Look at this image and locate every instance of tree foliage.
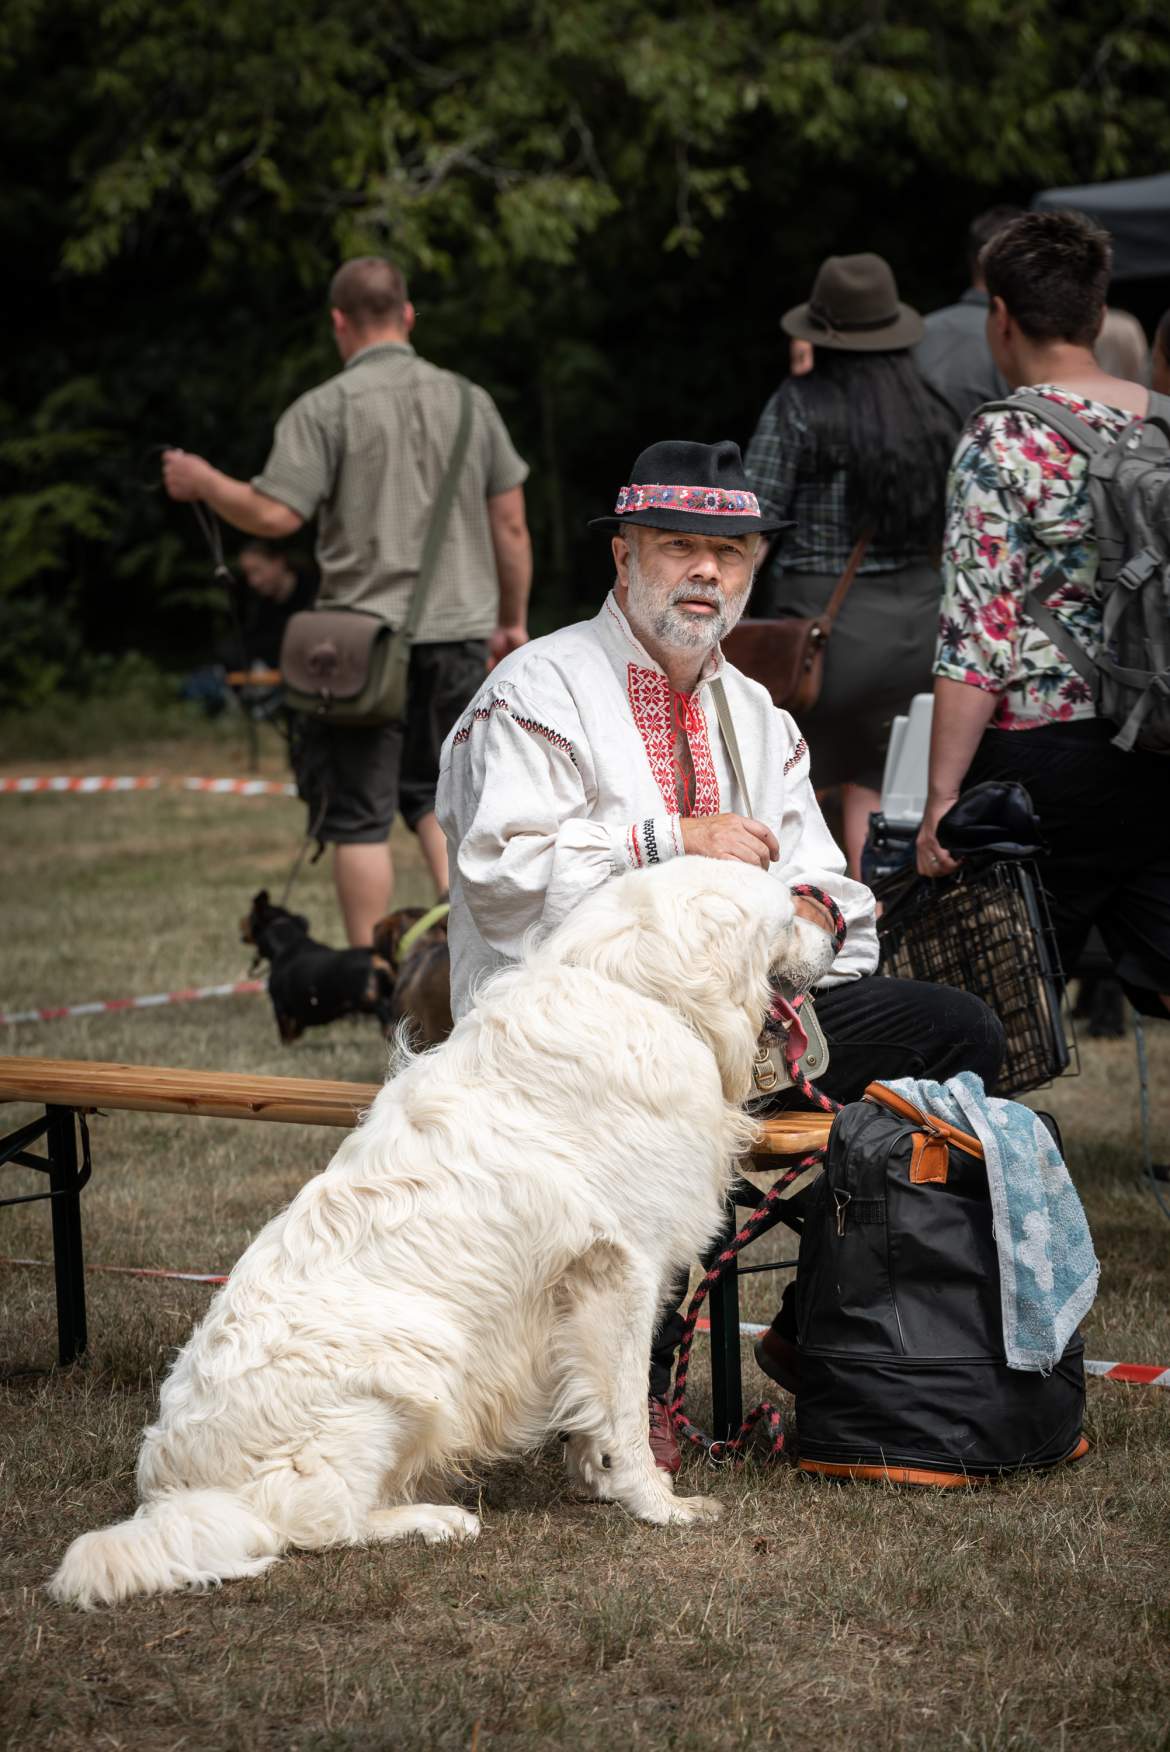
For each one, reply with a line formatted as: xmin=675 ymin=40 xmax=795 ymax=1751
xmin=3 ymin=0 xmax=1168 ymax=704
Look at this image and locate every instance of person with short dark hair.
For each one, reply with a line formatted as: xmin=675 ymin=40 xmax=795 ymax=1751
xmin=162 ymin=256 xmax=533 ymax=946
xmin=914 ymin=205 xmax=1024 ymax=423
xmin=917 ymin=209 xmax=1170 ymax=1022
xmin=745 ymin=253 xmax=960 ymax=874
xmin=237 ymin=540 xmax=315 ymax=667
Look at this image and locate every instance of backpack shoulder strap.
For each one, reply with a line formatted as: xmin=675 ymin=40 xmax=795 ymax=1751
xmin=1023 ymin=571 xmax=1099 ymax=687
xmin=977 ymin=390 xmax=1111 ymax=458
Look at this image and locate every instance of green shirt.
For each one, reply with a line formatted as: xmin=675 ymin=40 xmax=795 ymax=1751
xmin=252 ymin=343 xmax=528 ymax=642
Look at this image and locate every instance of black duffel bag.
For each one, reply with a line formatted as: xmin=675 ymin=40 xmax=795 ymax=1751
xmin=795 ymin=1084 xmax=1088 ymax=1487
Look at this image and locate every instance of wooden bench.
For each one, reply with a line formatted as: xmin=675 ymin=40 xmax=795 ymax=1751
xmin=0 ymin=1055 xmax=831 ymax=1433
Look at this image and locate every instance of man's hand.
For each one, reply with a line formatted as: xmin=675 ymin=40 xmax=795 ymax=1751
xmin=487 ymin=624 xmax=529 ymax=672
xmin=162 ymin=449 xmax=214 ymax=503
xmin=681 ymin=813 xmax=779 ymax=869
xmin=916 ymin=793 xmax=962 ymax=879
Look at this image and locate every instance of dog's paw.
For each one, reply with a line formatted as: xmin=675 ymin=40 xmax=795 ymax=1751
xmin=661 ymin=1493 xmax=723 ymax=1527
xmin=562 ymin=1434 xmax=614 ymax=1500
xmin=417 ymin=1505 xmax=481 ymax=1544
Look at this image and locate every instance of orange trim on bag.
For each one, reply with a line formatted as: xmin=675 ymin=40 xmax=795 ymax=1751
xmin=799 ymin=1459 xmax=991 ymax=1487
xmin=800 ymin=1438 xmax=1089 ymax=1488
xmin=864 ymin=1083 xmax=985 ymax=1181
xmin=908 ymin=1132 xmax=951 ymax=1185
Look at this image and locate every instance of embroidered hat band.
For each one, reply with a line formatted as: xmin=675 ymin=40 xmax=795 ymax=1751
xmin=588 ymin=438 xmax=791 ymax=534
xmin=614 ymin=483 xmax=762 ymax=518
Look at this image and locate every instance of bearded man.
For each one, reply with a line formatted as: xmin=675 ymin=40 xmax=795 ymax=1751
xmin=438 ymin=439 xmax=1003 ymax=1473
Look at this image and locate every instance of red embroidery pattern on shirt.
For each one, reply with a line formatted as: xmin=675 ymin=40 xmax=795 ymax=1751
xmin=453 ymin=698 xmax=578 ymax=767
xmin=783 ymin=737 xmax=807 ymax=775
xmin=625 ymin=664 xmax=719 ymax=818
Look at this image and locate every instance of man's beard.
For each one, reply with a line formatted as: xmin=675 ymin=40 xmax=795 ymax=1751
xmin=625 ymin=545 xmax=750 ymax=653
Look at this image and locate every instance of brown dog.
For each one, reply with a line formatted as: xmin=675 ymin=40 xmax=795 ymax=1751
xmin=371 ymin=904 xmax=453 ymax=1048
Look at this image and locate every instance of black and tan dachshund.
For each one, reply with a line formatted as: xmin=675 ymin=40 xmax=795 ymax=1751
xmin=372 ymin=904 xmax=453 ymax=1048
xmin=242 ymin=890 xmax=396 ymax=1045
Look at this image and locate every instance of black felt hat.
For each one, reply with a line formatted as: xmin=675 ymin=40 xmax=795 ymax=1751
xmin=589 ymin=438 xmax=790 ymax=535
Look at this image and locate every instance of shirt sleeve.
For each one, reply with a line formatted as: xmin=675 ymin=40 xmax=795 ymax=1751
xmin=934 ymin=410 xmax=1040 ymax=694
xmin=441 ymin=687 xmax=680 ymax=963
xmin=477 ymin=389 xmax=530 ymax=498
xmin=251 ymin=391 xmax=340 ymax=521
xmin=744 ymin=384 xmax=803 ymax=529
xmin=773 ymin=721 xmax=879 ymax=986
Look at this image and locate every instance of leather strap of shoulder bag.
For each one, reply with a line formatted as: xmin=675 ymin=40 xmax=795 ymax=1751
xmin=709 ymin=674 xmax=754 ymax=816
xmin=404 ymin=374 xmax=474 ymax=640
xmin=820 ymin=530 xmax=871 ymax=635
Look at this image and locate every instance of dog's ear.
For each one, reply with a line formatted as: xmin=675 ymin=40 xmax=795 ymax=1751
xmin=539 ymin=863 xmax=790 ymax=1104
xmin=372 ymin=908 xmax=422 ymax=970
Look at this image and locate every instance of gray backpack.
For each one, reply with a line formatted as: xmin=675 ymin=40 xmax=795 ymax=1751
xmin=980 ymin=389 xmax=1170 ymax=753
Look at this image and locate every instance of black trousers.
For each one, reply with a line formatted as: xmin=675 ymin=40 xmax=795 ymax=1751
xmin=967 ymin=720 xmax=1170 ymax=1018
xmin=647 ymin=974 xmax=1006 ymax=1398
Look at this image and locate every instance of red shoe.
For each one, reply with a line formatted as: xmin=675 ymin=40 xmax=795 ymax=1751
xmin=648 ymin=1393 xmax=681 ymax=1475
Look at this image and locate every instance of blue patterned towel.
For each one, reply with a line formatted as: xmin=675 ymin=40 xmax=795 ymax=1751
xmin=880 ymin=1072 xmax=1099 ymax=1373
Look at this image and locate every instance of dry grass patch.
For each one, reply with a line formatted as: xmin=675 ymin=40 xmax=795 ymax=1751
xmin=2 ymin=727 xmax=1169 ymax=1750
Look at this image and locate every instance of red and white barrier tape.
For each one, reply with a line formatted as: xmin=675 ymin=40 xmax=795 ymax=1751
xmin=0 ymin=978 xmax=265 ymax=1028
xmin=180 ymin=777 xmax=297 ymax=797
xmin=693 ymin=1320 xmax=1170 ymax=1387
xmin=0 ymin=776 xmax=161 ymax=794
xmin=0 ymin=774 xmax=296 ymax=798
xmin=2 ymin=1258 xmax=229 ymax=1285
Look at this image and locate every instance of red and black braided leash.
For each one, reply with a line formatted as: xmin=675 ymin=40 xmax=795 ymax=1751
xmin=668 ymin=884 xmax=847 ymax=1467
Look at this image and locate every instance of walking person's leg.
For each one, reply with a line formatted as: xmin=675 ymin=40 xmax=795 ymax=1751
xmin=291 ymin=718 xmax=404 ymax=946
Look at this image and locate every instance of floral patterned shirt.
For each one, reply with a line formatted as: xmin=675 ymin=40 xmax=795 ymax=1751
xmin=934 ymin=385 xmax=1134 ymax=729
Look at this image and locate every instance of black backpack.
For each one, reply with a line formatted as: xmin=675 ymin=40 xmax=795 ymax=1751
xmin=980 ymin=389 xmax=1170 ymax=754
xmin=795 ymin=1085 xmax=1088 ymax=1486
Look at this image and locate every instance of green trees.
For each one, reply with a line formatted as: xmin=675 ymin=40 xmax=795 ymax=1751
xmin=3 ymin=0 xmax=1168 ymax=703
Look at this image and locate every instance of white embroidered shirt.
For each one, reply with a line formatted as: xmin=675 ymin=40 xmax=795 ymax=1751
xmin=437 ymin=592 xmax=878 ymax=1017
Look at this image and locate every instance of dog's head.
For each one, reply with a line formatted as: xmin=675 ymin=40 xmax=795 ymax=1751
xmin=536 ymin=860 xmax=839 ymax=1103
xmin=241 ymin=889 xmax=311 ymax=956
xmin=372 ymin=905 xmax=449 ymax=974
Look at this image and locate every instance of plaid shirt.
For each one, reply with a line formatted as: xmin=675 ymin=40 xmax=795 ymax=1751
xmin=745 ymin=380 xmax=929 ymax=576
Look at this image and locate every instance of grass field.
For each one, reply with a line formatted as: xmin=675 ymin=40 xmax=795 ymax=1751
xmin=2 ymin=718 xmax=1169 ymax=1751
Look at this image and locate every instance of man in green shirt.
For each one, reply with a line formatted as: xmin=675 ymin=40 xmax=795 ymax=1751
xmin=164 ymin=257 xmax=532 ymax=945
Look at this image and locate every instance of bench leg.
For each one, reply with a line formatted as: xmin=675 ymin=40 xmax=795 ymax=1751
xmin=705 ymin=1198 xmax=742 ymax=1442
xmin=46 ymin=1107 xmax=87 ymax=1365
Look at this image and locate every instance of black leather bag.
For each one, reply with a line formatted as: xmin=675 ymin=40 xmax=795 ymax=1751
xmin=795 ymin=1085 xmax=1087 ymax=1485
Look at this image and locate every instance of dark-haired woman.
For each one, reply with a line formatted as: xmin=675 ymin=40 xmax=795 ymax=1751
xmin=745 ymin=253 xmax=959 ymax=874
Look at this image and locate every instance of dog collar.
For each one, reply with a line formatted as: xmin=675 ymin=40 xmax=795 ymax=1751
xmin=396 ymin=902 xmax=450 ymax=960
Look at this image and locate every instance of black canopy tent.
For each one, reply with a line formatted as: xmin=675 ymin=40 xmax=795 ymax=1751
xmin=1032 ymin=173 xmax=1170 ymax=280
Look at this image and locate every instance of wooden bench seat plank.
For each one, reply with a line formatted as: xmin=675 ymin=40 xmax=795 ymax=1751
xmin=753 ymin=1112 xmax=833 ymax=1156
xmin=0 ymin=1058 xmax=833 ymax=1150
xmin=0 ymin=1057 xmax=380 ymax=1129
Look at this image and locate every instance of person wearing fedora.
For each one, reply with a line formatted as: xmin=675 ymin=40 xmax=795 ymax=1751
xmin=437 ymin=437 xmax=1003 ymax=1475
xmin=744 ymin=252 xmax=959 ymax=876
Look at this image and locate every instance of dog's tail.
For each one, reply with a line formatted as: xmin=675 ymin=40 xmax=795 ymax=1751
xmin=48 ymin=1489 xmax=284 ymax=1609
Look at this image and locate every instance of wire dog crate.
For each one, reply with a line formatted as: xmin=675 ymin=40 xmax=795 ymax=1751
xmin=876 ymin=860 xmax=1074 ymax=1097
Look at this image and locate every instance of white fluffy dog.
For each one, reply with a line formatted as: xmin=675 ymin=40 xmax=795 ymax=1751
xmin=50 ymin=858 xmax=836 ymax=1608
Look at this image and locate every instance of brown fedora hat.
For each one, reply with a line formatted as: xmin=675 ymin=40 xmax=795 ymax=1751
xmin=782 ymin=252 xmax=924 ymax=351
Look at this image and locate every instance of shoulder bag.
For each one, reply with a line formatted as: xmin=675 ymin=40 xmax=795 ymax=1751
xmin=280 ymin=376 xmax=474 ymax=727
xmin=720 ymin=532 xmax=870 ymax=715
